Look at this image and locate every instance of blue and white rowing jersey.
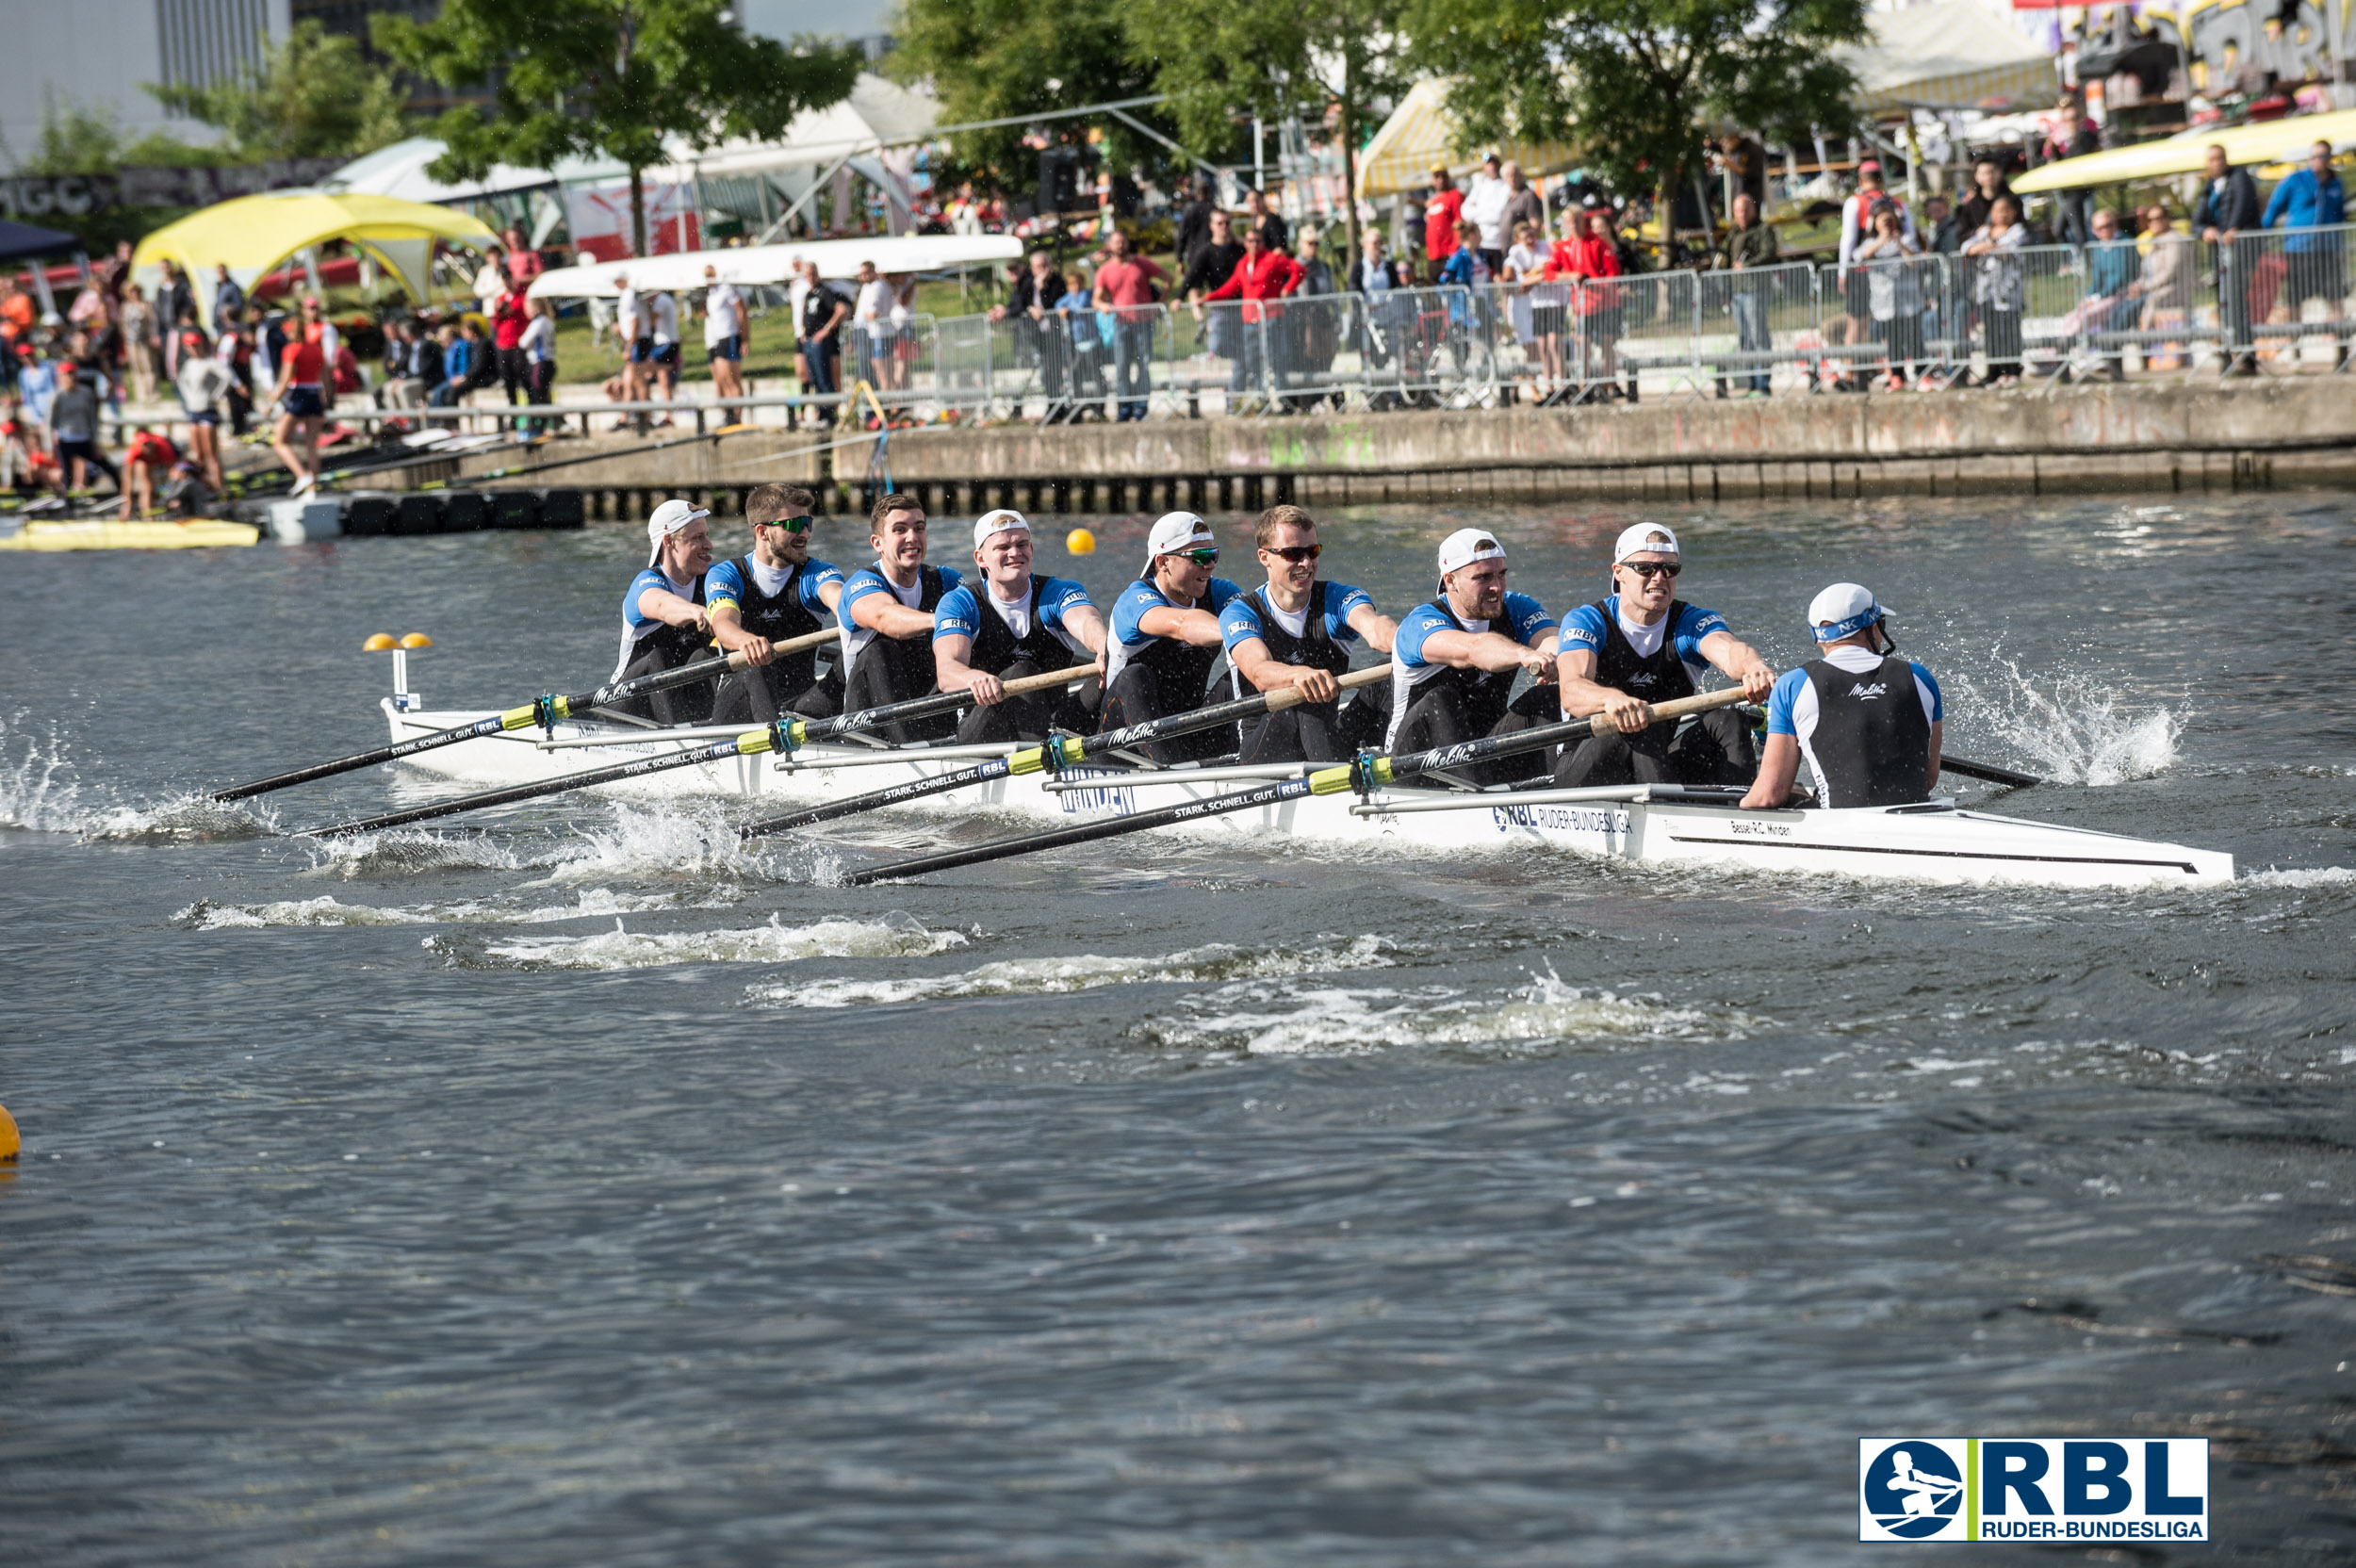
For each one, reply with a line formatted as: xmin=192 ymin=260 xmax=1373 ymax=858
xmin=1387 ymin=591 xmax=1558 ymax=743
xmin=933 ymin=576 xmax=1094 ymax=653
xmin=1104 ymin=575 xmax=1244 ymax=688
xmin=704 ymin=554 xmax=844 ymax=616
xmin=1557 ymin=595 xmax=1728 ymax=686
xmin=836 ymin=561 xmax=963 ymax=664
xmin=614 ymin=565 xmax=703 ymax=679
xmin=1218 ymin=580 xmax=1375 ymax=653
xmin=1766 ymin=643 xmax=1941 ymax=792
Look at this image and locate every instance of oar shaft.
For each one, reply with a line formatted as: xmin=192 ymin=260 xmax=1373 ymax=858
xmin=211 ymin=713 xmax=507 ymax=800
xmin=305 ymin=733 xmax=747 ymax=838
xmin=1937 ymin=754 xmax=2041 ymax=789
xmin=794 ymin=662 xmax=1097 ymax=743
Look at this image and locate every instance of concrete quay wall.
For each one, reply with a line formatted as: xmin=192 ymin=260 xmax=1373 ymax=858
xmin=450 ymin=377 xmax=2356 ymax=515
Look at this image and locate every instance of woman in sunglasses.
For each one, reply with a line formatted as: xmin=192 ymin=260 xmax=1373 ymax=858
xmin=706 ymin=482 xmax=849 ymax=724
xmin=1097 ymin=512 xmax=1248 ymax=764
xmin=1553 ymin=522 xmax=1775 ymax=789
xmin=1220 ymin=504 xmax=1398 ymax=763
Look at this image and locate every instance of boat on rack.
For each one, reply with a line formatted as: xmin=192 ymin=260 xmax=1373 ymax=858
xmin=372 ymin=697 xmax=2236 ymax=889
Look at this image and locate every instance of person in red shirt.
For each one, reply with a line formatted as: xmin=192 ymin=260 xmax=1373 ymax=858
xmin=269 ymin=298 xmax=332 ymax=494
xmin=1201 ymin=225 xmax=1305 ymax=405
xmin=1546 ymin=207 xmax=1626 ymax=395
xmin=1089 ymin=228 xmax=1170 ymax=421
xmin=492 ymin=286 xmax=531 ymax=407
xmin=118 ymin=426 xmax=184 ymax=519
xmin=1424 ymin=167 xmax=1464 ymax=281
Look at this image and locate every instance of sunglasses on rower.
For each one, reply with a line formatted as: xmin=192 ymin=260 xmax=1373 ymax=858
xmin=1262 ymin=543 xmax=1321 ymax=563
xmin=756 ymin=514 xmax=814 ymax=534
xmin=1168 ymin=547 xmax=1219 ymax=565
xmin=1622 ymin=560 xmax=1681 ymax=580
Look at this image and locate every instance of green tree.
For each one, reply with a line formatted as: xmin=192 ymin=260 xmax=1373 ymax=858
xmin=148 ymin=19 xmax=410 ymax=161
xmin=378 ymin=0 xmax=861 ymax=257
xmin=1406 ymin=0 xmax=1869 ymax=249
xmin=1127 ymin=0 xmax=1413 ymax=267
xmin=889 ymin=0 xmax=1169 ymax=197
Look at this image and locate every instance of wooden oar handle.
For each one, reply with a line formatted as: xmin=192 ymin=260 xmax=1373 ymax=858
xmin=720 ymin=626 xmax=837 ymax=671
xmin=1588 ymin=685 xmax=1751 ymax=734
xmin=1261 ymin=663 xmax=1391 ymax=714
xmin=996 ymin=662 xmax=1104 ymax=698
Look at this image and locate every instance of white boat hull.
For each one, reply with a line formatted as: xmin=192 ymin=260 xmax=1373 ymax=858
xmin=377 ymin=700 xmax=2236 ymax=889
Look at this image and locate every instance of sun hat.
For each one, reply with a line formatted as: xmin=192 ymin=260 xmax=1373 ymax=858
xmin=1612 ymin=522 xmax=1680 ymax=563
xmin=973 ymin=508 xmax=1031 ymax=551
xmin=1144 ymin=511 xmax=1217 ymax=568
xmin=1436 ymin=527 xmax=1507 ymax=587
xmin=1808 ymin=582 xmax=1892 ymax=644
xmin=645 ymin=498 xmax=710 ymax=566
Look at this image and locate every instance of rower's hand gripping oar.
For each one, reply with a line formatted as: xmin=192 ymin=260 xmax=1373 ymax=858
xmin=844 ymin=688 xmax=1750 ymax=886
xmin=740 ymin=665 xmax=1394 ymax=838
xmin=210 ymin=630 xmax=835 ymax=801
xmin=301 ymin=663 xmax=1100 ymax=838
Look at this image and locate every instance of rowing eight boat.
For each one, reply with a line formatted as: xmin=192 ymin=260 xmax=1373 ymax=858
xmin=367 ymin=698 xmax=2234 ymax=888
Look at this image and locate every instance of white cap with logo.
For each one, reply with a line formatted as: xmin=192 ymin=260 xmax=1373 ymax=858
xmin=1612 ymin=522 xmax=1680 ymax=563
xmin=1435 ymin=526 xmax=1507 ymax=585
xmin=646 ymin=498 xmax=710 ymax=566
xmin=1144 ymin=511 xmax=1217 ymax=567
xmin=1807 ymin=581 xmax=1892 ymax=644
xmin=973 ymin=508 xmax=1031 ymax=551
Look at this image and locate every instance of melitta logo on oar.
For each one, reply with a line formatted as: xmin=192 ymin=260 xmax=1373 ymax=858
xmin=1857 ymin=1438 xmax=2208 ymax=1543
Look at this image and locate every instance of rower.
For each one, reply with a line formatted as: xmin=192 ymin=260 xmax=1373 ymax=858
xmin=932 ymin=508 xmax=1106 ymax=743
xmin=836 ymin=491 xmax=963 ymax=743
xmin=705 ymin=483 xmax=846 ymax=724
xmin=1741 ymin=583 xmax=1942 ymax=810
xmin=1386 ymin=528 xmax=1561 ymax=784
xmin=1219 ymin=503 xmax=1398 ymax=762
xmin=613 ymin=498 xmax=717 ymax=725
xmin=1098 ymin=512 xmax=1247 ymax=764
xmin=1554 ymin=523 xmax=1775 ymax=788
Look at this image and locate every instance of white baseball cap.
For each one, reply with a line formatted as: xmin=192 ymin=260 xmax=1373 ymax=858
xmin=1144 ymin=511 xmax=1217 ymax=567
xmin=1612 ymin=522 xmax=1680 ymax=563
xmin=1436 ymin=527 xmax=1507 ymax=580
xmin=973 ymin=508 xmax=1031 ymax=551
xmin=1808 ymin=582 xmax=1893 ymax=644
xmin=646 ymin=498 xmax=710 ymax=565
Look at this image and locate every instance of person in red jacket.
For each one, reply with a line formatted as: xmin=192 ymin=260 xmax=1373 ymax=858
xmin=1424 ymin=167 xmax=1464 ymax=281
xmin=492 ymin=286 xmax=531 ymax=407
xmin=1201 ymin=224 xmax=1305 ymax=406
xmin=1546 ymin=207 xmax=1626 ymax=396
xmin=269 ymin=304 xmax=331 ymax=494
xmin=118 ymin=427 xmax=186 ymax=519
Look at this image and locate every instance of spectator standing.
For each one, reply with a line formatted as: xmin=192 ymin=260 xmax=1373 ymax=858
xmin=1174 ymin=178 xmax=1219 ymax=273
xmin=500 ymin=227 xmax=545 ymax=286
xmin=1200 ymin=222 xmax=1303 ymax=405
xmin=1464 ymin=153 xmax=1512 ymax=273
xmin=1289 ymin=230 xmax=1340 ymax=410
xmin=1718 ymin=191 xmax=1780 ymax=395
xmin=702 ymin=264 xmax=747 ymax=424
xmin=1501 ymin=163 xmax=1546 ymax=251
xmin=1242 ymin=188 xmax=1290 ymax=254
xmin=472 ymin=245 xmax=510 ymax=312
xmin=1717 ymin=132 xmax=1768 ymax=208
xmin=647 ymin=289 xmax=681 ymax=416
xmin=2263 ymin=139 xmax=2346 ymax=364
xmin=2194 ymin=144 xmax=2263 ymax=375
xmin=2043 ymin=97 xmax=2102 ymax=244
xmin=212 ymin=264 xmax=245 ymax=330
xmin=216 ymin=321 xmax=255 ymax=435
xmin=1424 ymin=168 xmax=1465 ymax=281
xmin=268 ymin=310 xmax=331 ymax=493
xmin=1091 ymin=228 xmax=1170 ymax=422
xmin=493 ymin=284 xmax=532 ymax=409
xmin=48 ymin=363 xmax=118 ymax=494
xmin=1352 ymin=229 xmax=1410 ymax=400
xmin=1837 ymin=161 xmax=1914 ymax=386
xmin=1056 ymin=270 xmax=1105 ymax=409
xmin=119 ymin=283 xmax=156 ymax=404
xmin=174 ymin=332 xmax=230 ymax=491
xmin=1504 ymin=220 xmax=1560 ymax=397
xmin=519 ymin=297 xmax=558 ymax=430
xmin=2132 ymin=205 xmax=2194 ymax=370
xmin=1852 ymin=203 xmax=1923 ymax=389
xmin=1956 ymin=158 xmax=2014 ymax=241
xmin=1964 ymin=194 xmax=2031 ymax=384
xmin=797 ymin=257 xmax=850 ymax=426
xmin=1183 ymin=211 xmax=1247 ymax=387
xmin=1548 ymin=207 xmax=1624 ymax=394
xmin=851 ymin=258 xmax=895 ymax=394
xmin=2084 ymin=206 xmax=2141 ymax=381
xmin=154 ymin=263 xmax=193 ymax=377
xmin=995 ymin=251 xmax=1070 ymax=419
xmin=1922 ymin=194 xmax=1965 ymax=254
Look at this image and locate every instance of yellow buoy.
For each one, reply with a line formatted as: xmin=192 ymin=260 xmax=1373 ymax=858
xmin=0 ymin=1102 xmax=18 ymax=1162
xmin=1066 ymin=528 xmax=1096 ymax=556
xmin=363 ymin=633 xmax=397 ymax=652
xmin=400 ymin=632 xmax=434 ymax=649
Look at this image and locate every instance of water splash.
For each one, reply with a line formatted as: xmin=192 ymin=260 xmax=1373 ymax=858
xmin=0 ymin=713 xmax=273 ymax=841
xmin=175 ymin=885 xmax=728 ymax=930
xmin=746 ymin=935 xmax=1398 ymax=1010
xmin=454 ymin=909 xmax=969 ymax=971
xmin=1956 ymin=660 xmax=2180 ymax=786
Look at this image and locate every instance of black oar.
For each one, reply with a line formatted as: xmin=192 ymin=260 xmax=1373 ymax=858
xmin=844 ymin=689 xmax=1750 ymax=886
xmin=211 ymin=629 xmax=835 ymax=801
xmin=740 ymin=666 xmax=1393 ymax=838
xmin=1938 ymin=755 xmax=2041 ymax=790
xmin=303 ymin=663 xmax=1100 ymax=838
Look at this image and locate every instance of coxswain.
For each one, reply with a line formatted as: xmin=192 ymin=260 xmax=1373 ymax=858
xmin=1219 ymin=504 xmax=1397 ymax=762
xmin=613 ymin=498 xmax=718 ymax=725
xmin=1553 ymin=523 xmax=1775 ymax=787
xmin=1741 ymin=584 xmax=1942 ymax=810
xmin=1098 ymin=512 xmax=1246 ymax=764
xmin=933 ymin=508 xmax=1106 ymax=743
xmin=704 ymin=482 xmax=847 ymax=725
xmin=1386 ymin=528 xmax=1560 ymax=784
xmin=836 ymin=492 xmax=963 ymax=743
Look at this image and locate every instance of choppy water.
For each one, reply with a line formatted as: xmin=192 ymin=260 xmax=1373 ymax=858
xmin=3 ymin=495 xmax=2352 ymax=1565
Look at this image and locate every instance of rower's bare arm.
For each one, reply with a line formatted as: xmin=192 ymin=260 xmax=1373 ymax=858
xmin=637 ymin=584 xmax=711 ymax=633
xmin=1928 ymin=719 xmax=1942 ymax=791
xmin=816 ymin=580 xmax=844 ymax=612
xmin=1557 ymin=645 xmax=1650 ymax=730
xmin=1742 ymin=733 xmax=1801 ymax=809
xmin=1698 ymin=628 xmax=1775 ymax=698
xmin=933 ymin=633 xmax=1004 ymax=706
xmin=1061 ymin=603 xmax=1109 ymax=660
xmin=1421 ymin=628 xmax=1552 ymax=678
xmin=851 ymin=593 xmax=937 ymax=640
xmin=1347 ymin=603 xmax=1399 ymax=654
xmin=1230 ymin=636 xmax=1336 ymax=702
xmin=1136 ymin=605 xmax=1225 ymax=646
xmin=707 ymin=603 xmax=774 ymax=665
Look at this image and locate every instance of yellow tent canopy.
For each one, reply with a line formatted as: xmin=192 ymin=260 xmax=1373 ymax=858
xmin=133 ymin=191 xmax=499 ymax=325
xmin=2014 ymin=107 xmax=2356 ymax=192
xmin=1355 ymin=79 xmax=1581 ymax=200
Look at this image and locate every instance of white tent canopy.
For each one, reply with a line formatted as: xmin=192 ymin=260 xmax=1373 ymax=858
xmin=321 ymin=138 xmax=570 ymax=204
xmin=1841 ymin=0 xmax=2060 ymax=116
xmin=528 ymin=234 xmax=1022 ymax=299
xmin=669 ymin=75 xmax=940 ymax=181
